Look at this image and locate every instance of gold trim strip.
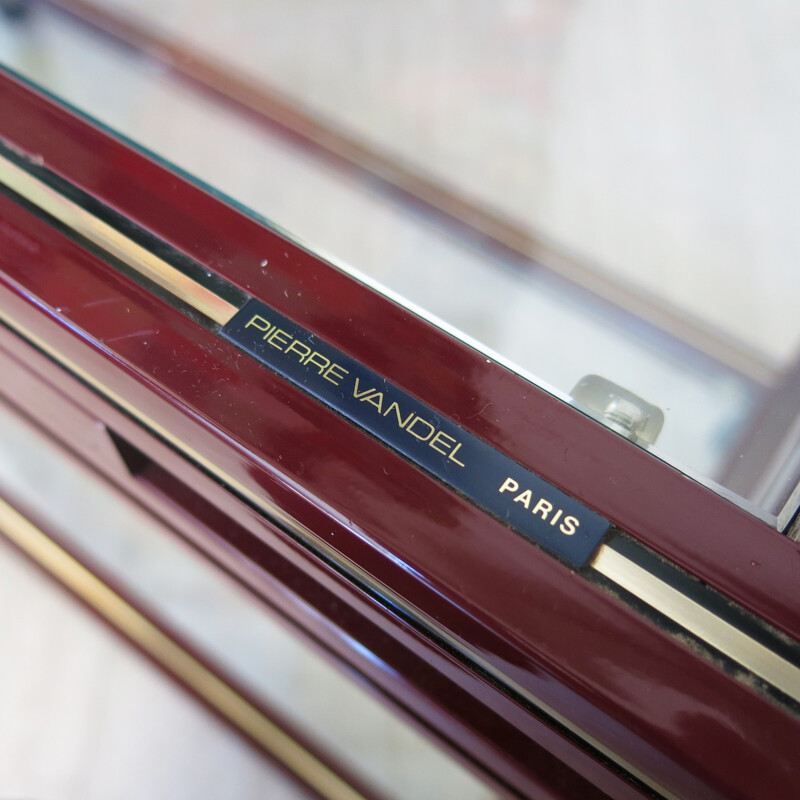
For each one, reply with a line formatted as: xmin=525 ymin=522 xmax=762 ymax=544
xmin=0 ymin=152 xmax=238 ymax=325
xmin=0 ymin=308 xmax=676 ymax=800
xmin=592 ymin=546 xmax=800 ymax=701
xmin=0 ymin=495 xmax=367 ymax=800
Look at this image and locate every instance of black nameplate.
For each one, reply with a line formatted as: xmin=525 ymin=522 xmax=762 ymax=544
xmin=222 ymin=299 xmax=610 ymax=567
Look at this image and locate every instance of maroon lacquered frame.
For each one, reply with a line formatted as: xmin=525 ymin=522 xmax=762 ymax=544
xmin=1 ymin=68 xmax=799 ymax=799
xmin=0 ymin=322 xmax=596 ymax=800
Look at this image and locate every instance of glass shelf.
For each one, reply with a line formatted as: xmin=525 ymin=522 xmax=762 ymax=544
xmin=1 ymin=0 xmax=798 ymax=528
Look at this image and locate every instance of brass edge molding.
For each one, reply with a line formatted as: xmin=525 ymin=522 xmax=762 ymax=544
xmin=0 ymin=495 xmax=366 ymax=800
xmin=0 ymin=152 xmax=238 ymax=325
xmin=0 ymin=308 xmax=675 ymax=800
xmin=592 ymin=546 xmax=800 ymax=702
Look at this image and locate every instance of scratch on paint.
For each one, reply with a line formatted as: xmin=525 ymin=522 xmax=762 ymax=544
xmin=103 ymin=329 xmax=159 ymax=345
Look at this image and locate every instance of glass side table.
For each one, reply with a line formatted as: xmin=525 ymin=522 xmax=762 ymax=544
xmin=0 ymin=4 xmax=798 ymax=799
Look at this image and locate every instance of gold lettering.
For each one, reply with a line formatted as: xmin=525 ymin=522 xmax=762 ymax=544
xmin=560 ymin=516 xmax=579 ymax=536
xmin=304 ymin=351 xmax=331 ymax=374
xmin=448 ymin=441 xmax=466 ymax=467
xmin=322 ymin=362 xmax=349 ymax=386
xmin=532 ymin=499 xmax=553 ymax=520
xmin=364 ymin=391 xmax=384 ymax=412
xmin=513 ymin=489 xmax=532 ymax=509
xmin=352 ymin=377 xmax=374 ymax=399
xmin=267 ymin=328 xmax=292 ymax=350
xmin=285 ymin=339 xmax=312 ymax=362
xmin=245 ymin=314 xmax=273 ymax=338
xmin=498 ymin=477 xmax=519 ymax=494
xmin=406 ymin=416 xmax=435 ymax=442
xmin=384 ymin=401 xmax=414 ymax=429
xmin=429 ymin=430 xmax=456 ymax=456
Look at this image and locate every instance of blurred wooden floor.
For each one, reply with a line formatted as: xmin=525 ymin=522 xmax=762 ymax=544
xmin=0 ymin=540 xmax=311 ymax=800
